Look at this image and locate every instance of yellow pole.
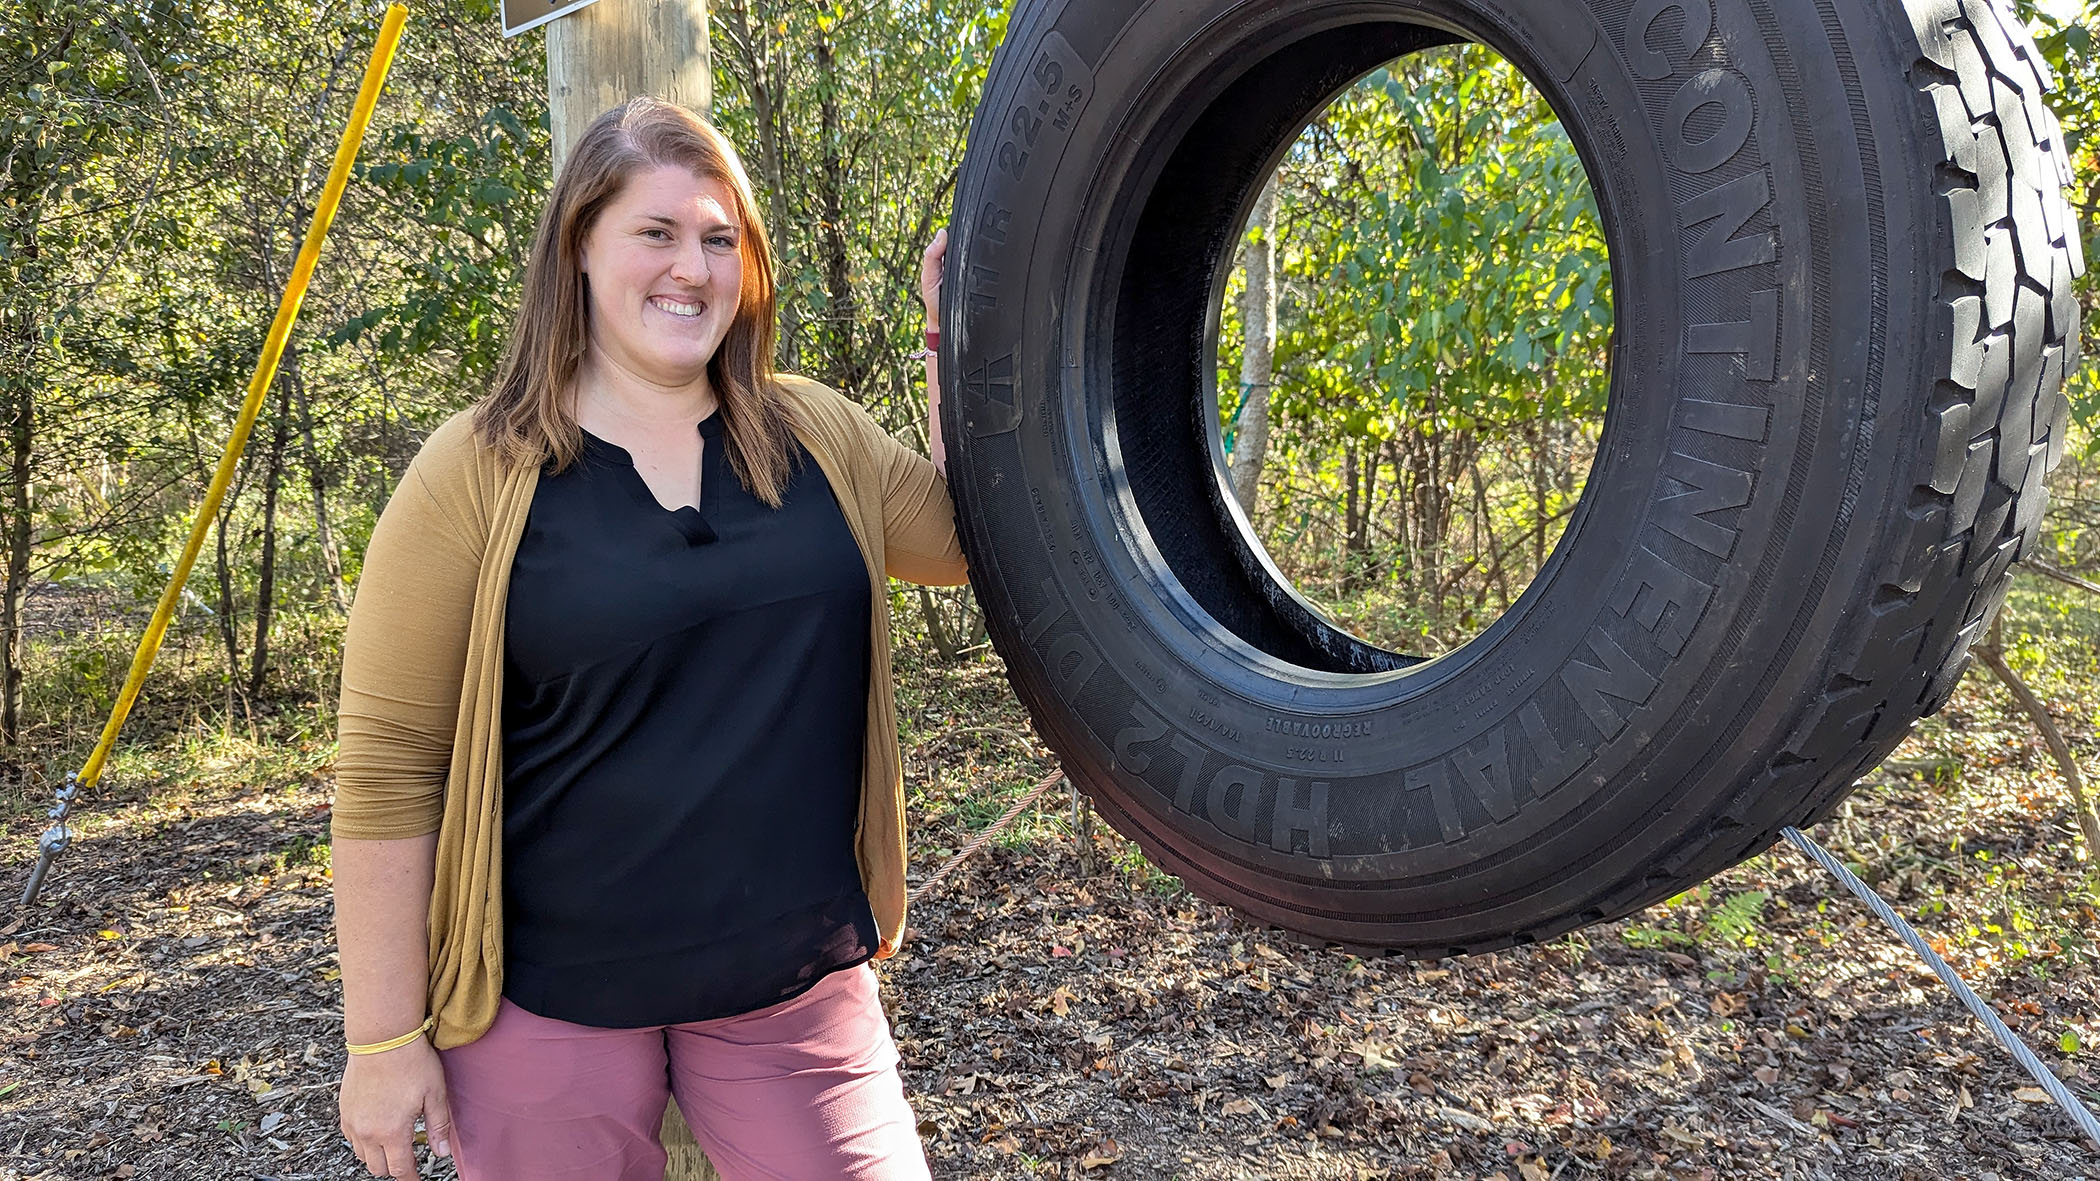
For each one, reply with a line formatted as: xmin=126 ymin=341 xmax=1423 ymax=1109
xmin=21 ymin=5 xmax=410 ymax=906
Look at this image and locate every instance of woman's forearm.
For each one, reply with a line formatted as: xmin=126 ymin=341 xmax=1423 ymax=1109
xmin=333 ymin=834 xmax=439 ymax=1044
xmin=919 ymin=228 xmax=949 ymax=479
xmin=924 ymin=350 xmax=946 ymax=478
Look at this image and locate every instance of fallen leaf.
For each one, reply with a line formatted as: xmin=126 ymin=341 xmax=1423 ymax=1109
xmin=22 ymin=943 xmax=59 ymax=954
xmin=1077 ymin=1137 xmax=1122 ymax=1169
xmin=258 ymin=1112 xmax=287 ymax=1135
xmin=1050 ymin=945 xmax=1073 ymax=958
xmin=2013 ymin=1087 xmax=2051 ymax=1103
xmin=1220 ymin=1097 xmax=1257 ymax=1117
xmin=1439 ymin=1105 xmax=1494 ymax=1133
xmin=1753 ymin=1066 xmax=1781 ymax=1085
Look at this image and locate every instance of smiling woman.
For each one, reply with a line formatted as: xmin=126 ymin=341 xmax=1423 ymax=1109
xmin=327 ymin=97 xmax=962 ymax=1181
xmin=472 ymin=103 xmax=801 ymax=510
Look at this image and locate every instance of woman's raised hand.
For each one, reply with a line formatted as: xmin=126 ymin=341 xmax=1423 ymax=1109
xmin=919 ymin=227 xmax=947 ymax=320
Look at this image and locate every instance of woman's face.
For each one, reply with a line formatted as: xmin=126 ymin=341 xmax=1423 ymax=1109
xmin=578 ymin=165 xmax=745 ymax=390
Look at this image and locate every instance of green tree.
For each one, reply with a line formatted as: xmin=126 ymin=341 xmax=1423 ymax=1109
xmin=1220 ymin=45 xmax=1612 ymax=648
xmin=1 ymin=0 xmax=203 ymax=740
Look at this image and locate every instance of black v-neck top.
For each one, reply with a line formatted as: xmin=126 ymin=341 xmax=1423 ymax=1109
xmin=498 ymin=411 xmax=876 ymax=1028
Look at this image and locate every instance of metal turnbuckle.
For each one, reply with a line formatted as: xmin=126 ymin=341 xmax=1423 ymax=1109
xmin=19 ymin=773 xmax=82 ymax=907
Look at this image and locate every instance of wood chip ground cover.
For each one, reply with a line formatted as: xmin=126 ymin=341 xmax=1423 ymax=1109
xmin=1 ymin=645 xmax=2095 ymax=1179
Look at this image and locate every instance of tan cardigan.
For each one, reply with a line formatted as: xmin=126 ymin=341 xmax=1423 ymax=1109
xmin=331 ymin=376 xmax=966 ymax=1049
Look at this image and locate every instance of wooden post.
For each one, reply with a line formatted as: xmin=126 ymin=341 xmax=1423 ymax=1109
xmin=546 ymin=12 xmax=718 ymax=1178
xmin=546 ymin=0 xmax=712 ymax=169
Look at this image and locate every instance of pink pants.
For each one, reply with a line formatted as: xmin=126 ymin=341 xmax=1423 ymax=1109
xmin=438 ymin=964 xmax=930 ymax=1180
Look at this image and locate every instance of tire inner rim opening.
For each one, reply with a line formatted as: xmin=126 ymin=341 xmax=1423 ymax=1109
xmin=1103 ymin=16 xmax=1619 ymax=681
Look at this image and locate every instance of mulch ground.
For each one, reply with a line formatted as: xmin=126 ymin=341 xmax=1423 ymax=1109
xmin=1 ymin=649 xmax=2095 ymax=1180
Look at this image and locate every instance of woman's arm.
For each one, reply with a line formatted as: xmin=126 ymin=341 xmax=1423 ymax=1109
xmin=335 ymin=834 xmax=451 ymax=1178
xmin=920 ymin=228 xmax=948 ymax=478
xmin=331 ymin=428 xmax=486 ymax=1177
xmin=858 ymin=227 xmax=967 ymax=587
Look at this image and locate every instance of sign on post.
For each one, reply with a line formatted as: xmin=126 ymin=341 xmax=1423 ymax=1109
xmin=502 ymin=0 xmax=604 ymax=37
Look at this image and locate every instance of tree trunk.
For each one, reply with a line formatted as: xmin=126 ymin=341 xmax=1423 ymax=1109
xmin=202 ymin=408 xmax=253 ymax=715
xmin=213 ymin=499 xmax=243 ymax=703
xmin=917 ymin=585 xmax=961 ymax=662
xmin=716 ymin=0 xmax=798 ymax=371
xmin=1 ymin=312 xmax=33 ymax=746
xmin=713 ymin=1 xmax=789 ymax=236
xmin=246 ymin=380 xmax=293 ymax=701
xmin=1529 ymin=414 xmax=1549 ymax=572
xmin=1979 ymin=618 xmax=2100 ymax=858
xmin=287 ymin=353 xmax=347 ymax=613
xmin=1230 ymin=179 xmax=1279 ymax=512
xmin=813 ymin=32 xmax=862 ymax=394
xmin=1342 ymin=441 xmax=1362 ymax=594
xmin=545 ymin=0 xmax=712 ymax=168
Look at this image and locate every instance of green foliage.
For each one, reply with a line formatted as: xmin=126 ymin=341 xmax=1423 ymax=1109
xmin=332 ymin=105 xmax=549 ymax=379
xmin=1220 ymin=44 xmax=1612 ymax=651
xmin=1702 ymin=890 xmax=1772 ymax=949
xmin=1106 ymin=838 xmax=1185 ymax=897
xmin=712 ymin=0 xmax=1010 ymax=410
xmin=2010 ymin=0 xmax=2100 ymax=452
xmin=1622 ymin=883 xmax=1775 ymax=952
xmin=1273 ymin=51 xmax=1611 ymax=428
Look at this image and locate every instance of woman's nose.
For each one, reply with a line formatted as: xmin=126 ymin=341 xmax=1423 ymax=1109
xmin=669 ymin=241 xmax=712 ymax=286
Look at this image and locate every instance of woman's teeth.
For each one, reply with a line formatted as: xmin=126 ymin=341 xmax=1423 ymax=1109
xmin=655 ymin=298 xmax=703 ymax=317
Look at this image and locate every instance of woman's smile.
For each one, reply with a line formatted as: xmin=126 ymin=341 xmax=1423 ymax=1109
xmin=651 ymin=295 xmax=706 ymax=318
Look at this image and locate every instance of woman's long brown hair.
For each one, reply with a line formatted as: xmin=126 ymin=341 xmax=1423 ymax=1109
xmin=475 ymin=97 xmax=798 ymax=505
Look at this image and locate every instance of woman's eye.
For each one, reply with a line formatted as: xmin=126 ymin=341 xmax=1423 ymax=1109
xmin=643 ymin=228 xmax=672 ymax=241
xmin=708 ymin=235 xmax=736 ymax=249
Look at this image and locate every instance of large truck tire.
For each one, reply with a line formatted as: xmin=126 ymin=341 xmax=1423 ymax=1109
xmin=940 ymin=0 xmax=2080 ymax=953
